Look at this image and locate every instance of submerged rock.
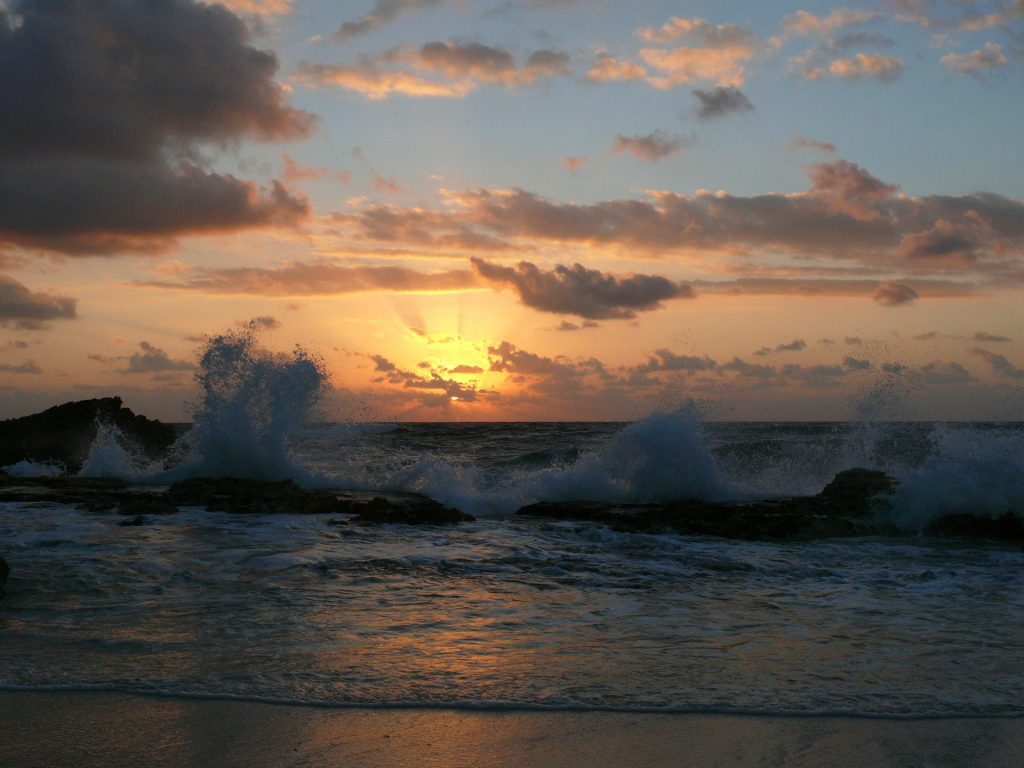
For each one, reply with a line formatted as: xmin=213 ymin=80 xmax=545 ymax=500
xmin=347 ymin=495 xmax=474 ymax=526
xmin=0 ymin=397 xmax=177 ymax=474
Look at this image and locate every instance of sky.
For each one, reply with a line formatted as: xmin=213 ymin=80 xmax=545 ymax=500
xmin=1 ymin=0 xmax=1023 ymax=421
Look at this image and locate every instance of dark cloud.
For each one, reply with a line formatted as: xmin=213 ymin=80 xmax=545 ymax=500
xmin=471 ymin=257 xmax=693 ymax=319
xmin=369 ymin=352 xmax=482 ymax=407
xmin=0 ymin=274 xmax=77 ymax=329
xmin=693 ymin=87 xmax=754 ymax=119
xmin=612 ymin=132 xmax=687 ymax=161
xmin=124 ymin=341 xmax=192 ymax=374
xmin=874 ymin=282 xmax=919 ymax=306
xmin=0 ymin=0 xmax=312 ymax=255
xmin=143 ymin=262 xmax=478 ymax=295
xmin=913 ymin=361 xmax=973 ymax=385
xmin=637 ymin=349 xmax=716 ymax=373
xmin=334 ymin=0 xmax=444 ymax=43
xmin=971 ymin=347 xmax=1024 ymax=379
xmin=0 ymin=360 xmax=42 ymax=375
xmin=898 ymin=219 xmax=980 ymax=269
xmin=242 ymin=316 xmax=281 ymax=331
xmin=844 ymin=356 xmax=872 ymax=370
xmin=973 ymin=331 xmax=1012 ymax=342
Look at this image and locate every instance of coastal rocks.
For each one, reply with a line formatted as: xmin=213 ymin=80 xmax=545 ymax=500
xmin=0 ymin=397 xmax=177 ymax=474
xmin=517 ymin=468 xmax=902 ymax=541
xmin=168 ymin=477 xmax=474 ymax=524
xmin=0 ymin=554 xmax=9 ymax=598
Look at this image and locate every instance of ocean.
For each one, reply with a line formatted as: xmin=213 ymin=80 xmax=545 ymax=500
xmin=1 ymin=334 xmax=1022 ymax=719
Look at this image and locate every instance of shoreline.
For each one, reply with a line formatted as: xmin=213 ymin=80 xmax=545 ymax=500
xmin=2 ymin=691 xmax=1022 ymax=768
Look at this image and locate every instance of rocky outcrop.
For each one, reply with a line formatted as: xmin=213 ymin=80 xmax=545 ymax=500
xmin=0 ymin=554 xmax=9 ymax=598
xmin=516 ymin=468 xmax=1024 ymax=542
xmin=0 ymin=397 xmax=178 ymax=474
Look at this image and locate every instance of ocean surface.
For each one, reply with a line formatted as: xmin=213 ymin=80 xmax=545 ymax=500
xmin=2 ymin=417 xmax=1024 ymax=718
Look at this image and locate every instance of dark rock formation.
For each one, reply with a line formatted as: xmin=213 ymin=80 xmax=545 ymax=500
xmin=169 ymin=477 xmax=473 ymax=524
xmin=0 ymin=397 xmax=177 ymax=474
xmin=518 ymin=468 xmax=903 ymax=541
xmin=926 ymin=511 xmax=1024 ymax=541
xmin=0 ymin=554 xmax=9 ymax=598
xmin=347 ymin=495 xmax=474 ymax=526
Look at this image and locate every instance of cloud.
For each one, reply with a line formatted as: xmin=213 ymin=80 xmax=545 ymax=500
xmin=143 ymin=261 xmax=479 ymax=295
xmin=973 ymin=331 xmax=1012 ymax=342
xmin=242 ymin=316 xmax=281 ymax=331
xmin=874 ymin=282 xmax=920 ymax=306
xmin=897 ymin=219 xmax=980 ymax=268
xmin=282 ymin=155 xmax=350 ymax=185
xmin=941 ymin=42 xmax=1009 ymax=75
xmin=803 ymin=53 xmax=905 ymax=82
xmin=217 ymin=0 xmax=296 ymax=16
xmin=913 ymin=361 xmax=974 ymax=385
xmin=781 ymin=9 xmax=881 ymax=36
xmin=611 ymin=132 xmax=687 ymax=161
xmin=562 ymin=156 xmax=589 ymax=174
xmin=844 ymin=356 xmax=872 ymax=370
xmin=972 ymin=347 xmax=1024 ymax=379
xmin=637 ymin=17 xmax=755 ymax=47
xmin=298 ymin=42 xmax=569 ymax=98
xmin=0 ymin=360 xmax=42 ymax=375
xmin=124 ymin=342 xmax=192 ymax=374
xmin=636 ymin=349 xmax=716 ymax=373
xmin=471 ymin=257 xmax=693 ymax=319
xmin=0 ymin=274 xmax=77 ymax=329
xmin=791 ymin=136 xmax=838 ymax=154
xmin=341 ymin=160 xmax=1024 ymax=285
xmin=585 ymin=53 xmax=648 ymax=83
xmin=693 ymin=87 xmax=754 ymax=118
xmin=369 ymin=351 xmax=483 ymax=407
xmin=0 ymin=0 xmax=312 ymax=255
xmin=334 ymin=0 xmax=445 ymax=43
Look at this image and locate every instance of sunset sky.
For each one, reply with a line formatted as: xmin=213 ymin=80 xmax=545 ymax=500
xmin=1 ymin=0 xmax=1023 ymax=421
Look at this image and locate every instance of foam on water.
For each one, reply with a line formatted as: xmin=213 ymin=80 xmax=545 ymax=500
xmin=1 ymin=460 xmax=63 ymax=478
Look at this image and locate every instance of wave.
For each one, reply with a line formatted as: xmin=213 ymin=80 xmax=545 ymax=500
xmin=1 ymin=683 xmax=1019 ymax=719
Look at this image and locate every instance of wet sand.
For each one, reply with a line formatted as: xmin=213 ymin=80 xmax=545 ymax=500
xmin=1 ymin=691 xmax=1021 ymax=768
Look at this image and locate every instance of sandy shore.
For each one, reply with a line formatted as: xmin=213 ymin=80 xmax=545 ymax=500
xmin=2 ymin=691 xmax=1021 ymax=768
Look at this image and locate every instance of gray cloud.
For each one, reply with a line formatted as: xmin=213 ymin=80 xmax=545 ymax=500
xmin=942 ymin=42 xmax=1009 ymax=75
xmin=974 ymin=331 xmax=1012 ymax=342
xmin=334 ymin=0 xmax=445 ymax=43
xmin=972 ymin=347 xmax=1024 ymax=379
xmin=124 ymin=341 xmax=192 ymax=374
xmin=874 ymin=282 xmax=919 ymax=306
xmin=612 ymin=131 xmax=687 ymax=161
xmin=844 ymin=356 xmax=872 ymax=370
xmin=693 ymin=87 xmax=754 ymax=118
xmin=471 ymin=257 xmax=694 ymax=319
xmin=0 ymin=0 xmax=312 ymax=255
xmin=0 ymin=360 xmax=42 ymax=375
xmin=0 ymin=274 xmax=77 ymax=329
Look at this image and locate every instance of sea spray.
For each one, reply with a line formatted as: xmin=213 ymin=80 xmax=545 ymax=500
xmin=531 ymin=406 xmax=726 ymax=503
xmin=886 ymin=425 xmax=1024 ymax=529
xmin=159 ymin=329 xmax=329 ymax=482
xmin=78 ymin=422 xmax=152 ymax=479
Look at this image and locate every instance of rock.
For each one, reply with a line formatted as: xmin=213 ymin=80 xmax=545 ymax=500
xmin=169 ymin=477 xmax=352 ymax=515
xmin=0 ymin=555 xmax=8 ymax=598
xmin=0 ymin=397 xmax=178 ymax=474
xmin=927 ymin=512 xmax=1024 ymax=543
xmin=517 ymin=468 xmax=898 ymax=541
xmin=348 ymin=495 xmax=474 ymax=526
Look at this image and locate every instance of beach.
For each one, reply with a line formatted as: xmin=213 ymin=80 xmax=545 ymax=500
xmin=1 ymin=691 xmax=1021 ymax=768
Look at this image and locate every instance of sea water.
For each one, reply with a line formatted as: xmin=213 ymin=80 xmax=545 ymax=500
xmin=1 ymin=332 xmax=1022 ymax=717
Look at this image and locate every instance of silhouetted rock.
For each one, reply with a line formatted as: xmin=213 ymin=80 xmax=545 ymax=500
xmin=927 ymin=512 xmax=1024 ymax=543
xmin=0 ymin=397 xmax=177 ymax=474
xmin=348 ymin=495 xmax=474 ymax=526
xmin=168 ymin=477 xmax=473 ymax=524
xmin=517 ymin=468 xmax=900 ymax=541
xmin=0 ymin=554 xmax=9 ymax=598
